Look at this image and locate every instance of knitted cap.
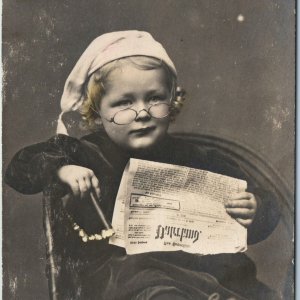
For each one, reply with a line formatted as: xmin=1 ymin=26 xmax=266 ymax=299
xmin=57 ymin=30 xmax=176 ymax=134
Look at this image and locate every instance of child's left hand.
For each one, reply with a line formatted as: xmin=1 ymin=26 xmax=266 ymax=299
xmin=225 ymin=192 xmax=257 ymax=228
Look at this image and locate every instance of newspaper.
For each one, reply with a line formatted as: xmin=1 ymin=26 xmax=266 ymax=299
xmin=109 ymin=158 xmax=248 ymax=255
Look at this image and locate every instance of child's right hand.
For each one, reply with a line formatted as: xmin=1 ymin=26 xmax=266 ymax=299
xmin=57 ymin=165 xmax=101 ymax=200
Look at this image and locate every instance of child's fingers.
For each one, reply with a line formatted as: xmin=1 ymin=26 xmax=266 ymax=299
xmin=226 ymin=193 xmax=257 ymax=227
xmin=77 ymin=178 xmax=89 ymax=199
xmin=57 ymin=165 xmax=101 ymax=200
xmin=84 ymin=177 xmax=92 ymax=191
xmin=236 ymin=218 xmax=253 ymax=228
xmin=69 ymin=180 xmax=80 ymax=198
xmin=226 ymin=207 xmax=255 ymax=218
xmin=91 ymin=176 xmax=101 ymax=199
xmin=225 ymin=199 xmax=255 ymax=209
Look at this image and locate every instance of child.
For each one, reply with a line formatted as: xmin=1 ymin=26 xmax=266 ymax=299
xmin=5 ymin=31 xmax=280 ymax=299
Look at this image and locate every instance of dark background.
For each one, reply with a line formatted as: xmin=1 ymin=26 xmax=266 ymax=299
xmin=3 ymin=0 xmax=295 ymax=299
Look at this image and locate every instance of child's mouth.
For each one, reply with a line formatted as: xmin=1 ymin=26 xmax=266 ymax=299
xmin=130 ymin=126 xmax=156 ymax=136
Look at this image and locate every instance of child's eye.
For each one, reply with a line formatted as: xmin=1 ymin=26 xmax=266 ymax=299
xmin=113 ymin=99 xmax=133 ymax=108
xmin=148 ymin=96 xmax=166 ymax=104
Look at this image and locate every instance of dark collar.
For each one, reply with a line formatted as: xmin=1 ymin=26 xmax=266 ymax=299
xmin=80 ymin=130 xmax=178 ymax=172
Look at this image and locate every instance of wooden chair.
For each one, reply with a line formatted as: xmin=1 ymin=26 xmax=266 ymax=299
xmin=42 ymin=133 xmax=294 ymax=299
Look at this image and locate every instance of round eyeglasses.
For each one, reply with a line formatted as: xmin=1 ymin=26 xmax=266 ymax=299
xmin=106 ymin=103 xmax=171 ymax=125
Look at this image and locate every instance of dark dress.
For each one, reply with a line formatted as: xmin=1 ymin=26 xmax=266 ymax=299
xmin=5 ymin=130 xmax=280 ymax=300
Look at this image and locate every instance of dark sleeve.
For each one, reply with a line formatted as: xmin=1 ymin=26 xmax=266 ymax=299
xmin=5 ymin=133 xmax=115 ymax=234
xmin=190 ymin=146 xmax=280 ymax=245
xmin=4 ymin=134 xmax=83 ymax=195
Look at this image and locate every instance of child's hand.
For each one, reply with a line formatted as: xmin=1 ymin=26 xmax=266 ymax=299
xmin=224 ymin=192 xmax=257 ymax=228
xmin=58 ymin=165 xmax=101 ymax=200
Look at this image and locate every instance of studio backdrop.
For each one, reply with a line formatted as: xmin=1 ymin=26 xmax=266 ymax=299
xmin=3 ymin=1 xmax=294 ymax=299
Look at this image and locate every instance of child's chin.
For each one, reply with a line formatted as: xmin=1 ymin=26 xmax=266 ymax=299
xmin=127 ymin=137 xmax=160 ymax=152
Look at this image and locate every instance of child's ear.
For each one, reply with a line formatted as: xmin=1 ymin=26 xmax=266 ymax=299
xmin=176 ymin=86 xmax=186 ymax=102
xmin=170 ymin=86 xmax=186 ymax=121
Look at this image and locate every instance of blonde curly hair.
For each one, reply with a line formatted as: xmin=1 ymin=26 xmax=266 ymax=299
xmin=80 ymin=56 xmax=185 ymax=130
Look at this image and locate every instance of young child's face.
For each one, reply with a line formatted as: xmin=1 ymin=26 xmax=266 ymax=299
xmin=98 ymin=63 xmax=172 ymax=152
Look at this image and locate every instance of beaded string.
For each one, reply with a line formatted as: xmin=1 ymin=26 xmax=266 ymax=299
xmin=66 ymin=192 xmax=115 ymax=243
xmin=66 ymin=213 xmax=114 ymax=243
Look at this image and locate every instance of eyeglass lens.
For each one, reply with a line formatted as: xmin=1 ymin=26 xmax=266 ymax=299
xmin=113 ymin=103 xmax=170 ymax=125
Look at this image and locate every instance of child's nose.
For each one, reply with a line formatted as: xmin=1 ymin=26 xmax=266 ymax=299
xmin=135 ymin=109 xmax=151 ymax=121
xmin=135 ymin=100 xmax=148 ymax=112
xmin=135 ymin=101 xmax=151 ymax=121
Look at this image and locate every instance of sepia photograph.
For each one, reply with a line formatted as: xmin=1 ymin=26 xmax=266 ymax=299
xmin=3 ymin=1 xmax=295 ymax=299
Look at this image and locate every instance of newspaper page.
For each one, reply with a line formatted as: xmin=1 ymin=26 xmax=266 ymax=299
xmin=110 ymin=159 xmax=247 ymax=255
